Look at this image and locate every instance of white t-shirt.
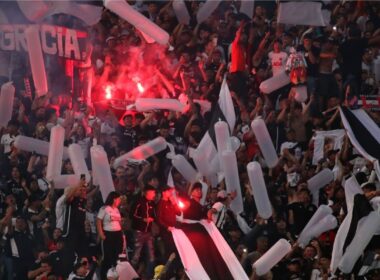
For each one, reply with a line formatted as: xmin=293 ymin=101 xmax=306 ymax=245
xmin=268 ymin=51 xmax=288 ymax=76
xmin=1 ymin=134 xmax=15 ymax=154
xmin=97 ymin=206 xmax=122 ymax=232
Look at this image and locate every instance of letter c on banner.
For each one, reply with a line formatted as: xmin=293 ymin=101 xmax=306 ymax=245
xmin=41 ymin=25 xmax=57 ymax=55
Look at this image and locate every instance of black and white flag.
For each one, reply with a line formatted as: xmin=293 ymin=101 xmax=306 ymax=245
xmin=339 ymin=107 xmax=380 ymax=179
xmin=192 ymin=77 xmax=236 ymax=174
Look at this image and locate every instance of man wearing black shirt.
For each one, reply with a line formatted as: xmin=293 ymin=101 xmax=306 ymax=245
xmin=130 ymin=186 xmax=156 ymax=274
xmin=62 ymin=178 xmax=88 ymax=257
xmin=7 ymin=167 xmax=27 ymax=210
xmin=297 ymin=34 xmax=320 ymax=95
xmin=182 ymin=183 xmax=206 ymax=220
xmin=339 ymin=26 xmax=368 ymax=87
xmin=288 ymin=189 xmax=317 ymax=236
xmin=157 ymin=186 xmax=181 ymax=259
xmin=121 ymin=114 xmax=137 ymax=152
xmin=4 ymin=216 xmax=35 ymax=280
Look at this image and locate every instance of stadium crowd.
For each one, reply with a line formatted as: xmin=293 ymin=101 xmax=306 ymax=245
xmin=1 ymin=0 xmax=380 ymax=279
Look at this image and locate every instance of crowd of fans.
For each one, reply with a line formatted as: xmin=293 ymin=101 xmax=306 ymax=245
xmin=1 ymin=0 xmax=380 ymax=279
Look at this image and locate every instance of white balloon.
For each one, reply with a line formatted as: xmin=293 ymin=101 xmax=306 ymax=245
xmin=13 ymin=136 xmax=69 ymax=159
xmin=135 ymin=98 xmax=185 ymax=112
xmin=251 ymin=118 xmax=279 ymax=168
xmin=46 ymin=125 xmax=65 ymax=180
xmin=307 ymin=168 xmax=334 ymax=194
xmin=298 ymin=205 xmax=332 ymax=247
xmin=247 ymin=162 xmax=272 ymax=219
xmin=222 ymin=150 xmax=243 ymax=214
xmin=197 ymin=0 xmax=221 ymax=23
xmin=305 ymin=215 xmax=337 ymax=244
xmin=68 ymin=144 xmax=90 ymax=182
xmin=0 ymin=82 xmax=15 ymax=128
xmin=91 ymin=145 xmax=115 ymax=202
xmin=191 ymin=149 xmax=211 ymax=177
xmin=259 ymin=71 xmax=290 ymax=94
xmin=25 ymin=25 xmax=48 ymax=97
xmin=172 ymin=0 xmax=190 ymax=25
xmin=215 ymin=120 xmax=230 ymax=167
xmin=104 ymin=0 xmax=169 ymax=45
xmin=113 ymin=137 xmax=167 ymax=168
xmin=253 ymin=239 xmax=291 ymax=276
xmin=172 ymin=154 xmax=198 ymax=183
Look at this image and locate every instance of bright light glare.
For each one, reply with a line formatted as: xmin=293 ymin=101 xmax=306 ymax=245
xmin=105 ymin=85 xmax=112 ymax=100
xmin=137 ymin=82 xmax=145 ymax=93
xmin=178 ymin=200 xmax=185 ymax=209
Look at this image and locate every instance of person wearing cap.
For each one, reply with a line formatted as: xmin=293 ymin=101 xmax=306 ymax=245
xmin=207 ymin=190 xmax=235 ymax=231
xmin=156 ymin=186 xmax=181 ymax=260
xmin=130 ymin=185 xmax=156 ymax=275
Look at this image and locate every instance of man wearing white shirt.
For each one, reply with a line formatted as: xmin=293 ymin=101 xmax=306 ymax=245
xmin=268 ymin=39 xmax=288 ymax=76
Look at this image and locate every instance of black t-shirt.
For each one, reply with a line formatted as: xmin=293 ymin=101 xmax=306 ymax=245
xmin=183 ymin=198 xmax=206 ymax=220
xmin=68 ymin=196 xmax=87 ymax=232
xmin=121 ymin=126 xmax=137 ymax=152
xmin=288 ymin=202 xmax=317 ymax=235
xmin=157 ymin=199 xmax=180 ymax=229
xmin=297 ymin=45 xmax=321 ymax=77
xmin=7 ymin=179 xmax=26 ymax=209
